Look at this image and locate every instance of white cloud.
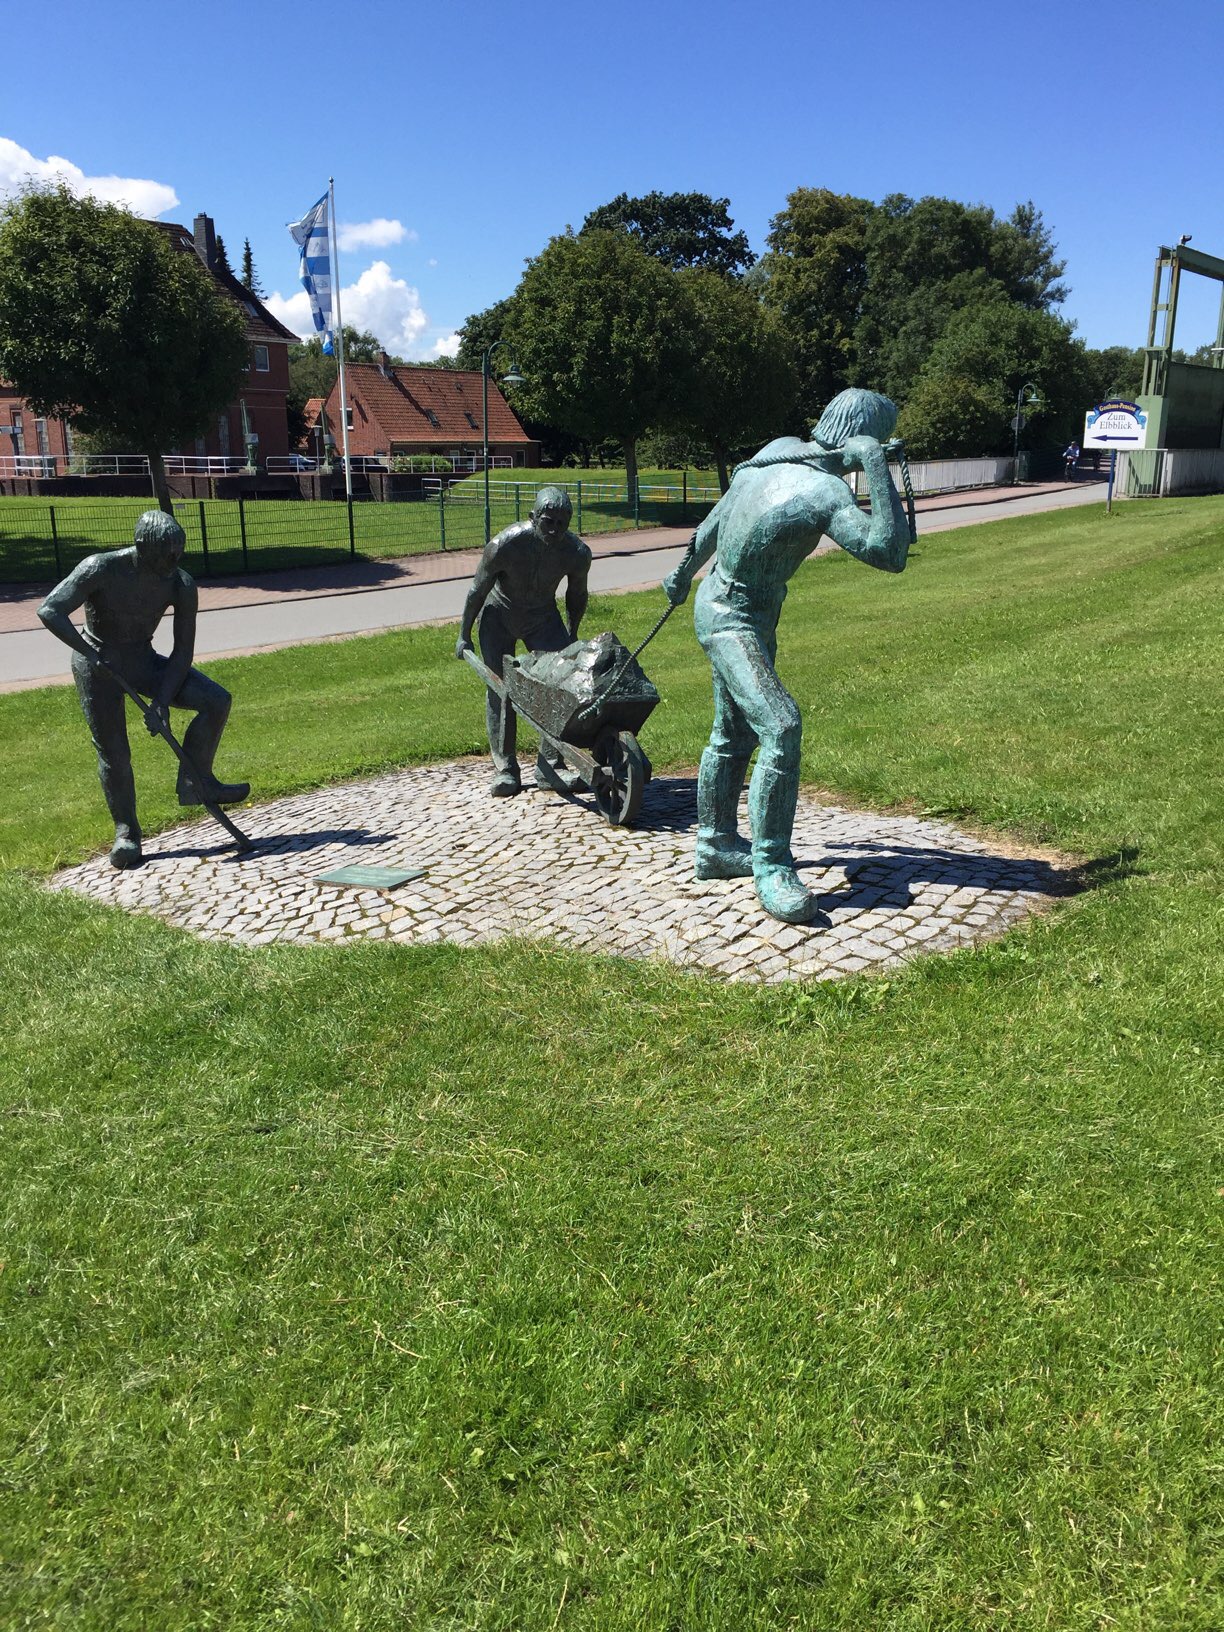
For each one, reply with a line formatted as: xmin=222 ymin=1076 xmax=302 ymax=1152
xmin=337 ymin=217 xmax=416 ymax=251
xmin=0 ymin=136 xmax=178 ymax=217
xmin=429 ymin=333 xmax=461 ymax=358
xmin=427 ymin=257 xmax=438 ymax=268
xmin=266 ymin=259 xmax=429 ymax=354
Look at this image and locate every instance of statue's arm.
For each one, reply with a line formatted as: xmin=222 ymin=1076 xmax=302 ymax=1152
xmin=157 ymin=573 xmax=198 ymax=709
xmin=825 ymin=438 xmax=911 ymax=574
xmin=662 ymin=508 xmax=720 ymax=606
xmin=456 ymin=543 xmax=500 ymax=656
xmin=564 ymin=542 xmax=591 ymax=639
xmin=36 ymin=557 xmax=105 ymax=663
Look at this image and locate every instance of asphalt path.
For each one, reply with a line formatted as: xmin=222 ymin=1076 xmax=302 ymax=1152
xmin=0 ymin=480 xmax=1106 ymax=690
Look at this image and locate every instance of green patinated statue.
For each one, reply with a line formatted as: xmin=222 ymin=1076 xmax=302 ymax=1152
xmin=663 ymin=388 xmax=913 ymax=925
xmin=38 ymin=511 xmax=248 ymax=870
xmin=456 ymin=485 xmax=593 ymax=797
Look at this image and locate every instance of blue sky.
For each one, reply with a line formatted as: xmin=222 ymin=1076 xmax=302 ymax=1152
xmin=4 ymin=0 xmax=1222 ymax=362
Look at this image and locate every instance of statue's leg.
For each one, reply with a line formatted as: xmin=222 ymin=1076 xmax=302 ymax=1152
xmin=695 ymin=665 xmax=755 ymax=880
xmin=477 ymin=605 xmax=520 ymax=796
xmin=705 ymin=630 xmax=817 ymax=925
xmin=163 ymin=663 xmax=249 ymax=806
xmin=525 ymin=609 xmax=584 ymax=792
xmin=73 ymin=652 xmax=141 ymax=869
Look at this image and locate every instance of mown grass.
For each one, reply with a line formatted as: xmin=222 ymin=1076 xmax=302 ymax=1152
xmin=0 ymin=480 xmax=713 ymax=585
xmin=0 ymin=497 xmax=1220 ymax=1629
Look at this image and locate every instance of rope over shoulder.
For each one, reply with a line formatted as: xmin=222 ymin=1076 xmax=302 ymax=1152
xmin=729 ymin=439 xmax=917 ymax=545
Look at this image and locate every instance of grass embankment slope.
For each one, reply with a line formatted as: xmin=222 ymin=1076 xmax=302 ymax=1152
xmin=0 ymin=498 xmax=1220 ymax=1629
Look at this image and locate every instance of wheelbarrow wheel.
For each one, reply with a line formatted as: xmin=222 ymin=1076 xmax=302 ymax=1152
xmin=592 ymin=729 xmax=647 ymax=827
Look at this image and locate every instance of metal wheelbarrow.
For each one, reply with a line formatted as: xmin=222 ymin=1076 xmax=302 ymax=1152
xmin=462 ymin=630 xmax=661 ymax=826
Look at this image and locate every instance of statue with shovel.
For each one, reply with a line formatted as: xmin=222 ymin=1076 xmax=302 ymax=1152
xmin=39 ymin=510 xmax=250 ymax=868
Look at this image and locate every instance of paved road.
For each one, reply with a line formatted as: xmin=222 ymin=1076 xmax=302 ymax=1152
xmin=0 ymin=479 xmax=1106 ymax=690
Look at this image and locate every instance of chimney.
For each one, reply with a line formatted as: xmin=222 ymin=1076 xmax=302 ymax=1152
xmin=193 ymin=213 xmax=217 ymax=269
xmin=378 ymin=349 xmax=391 ymax=379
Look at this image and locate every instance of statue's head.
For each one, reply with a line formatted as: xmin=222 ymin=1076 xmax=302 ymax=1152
xmin=531 ymin=485 xmax=573 ymax=543
xmin=812 ymin=388 xmax=898 ymax=451
xmin=134 ymin=509 xmax=186 ymax=574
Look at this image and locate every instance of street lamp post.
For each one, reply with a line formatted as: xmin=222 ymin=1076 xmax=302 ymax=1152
xmin=482 ymin=341 xmax=524 ymax=544
xmin=1011 ymin=381 xmax=1042 ymax=485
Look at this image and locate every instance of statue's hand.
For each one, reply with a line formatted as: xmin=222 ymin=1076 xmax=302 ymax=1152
xmin=145 ymin=699 xmax=170 ymax=738
xmin=455 ymin=635 xmax=474 ymax=661
xmin=663 ymin=567 xmax=691 ymax=607
xmin=840 ymin=434 xmax=883 ymax=471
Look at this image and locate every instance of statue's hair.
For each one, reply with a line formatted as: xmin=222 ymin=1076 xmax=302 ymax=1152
xmin=812 ymin=388 xmax=898 ymax=449
xmin=134 ymin=509 xmax=186 ymax=550
xmin=532 ymin=484 xmax=573 ymax=516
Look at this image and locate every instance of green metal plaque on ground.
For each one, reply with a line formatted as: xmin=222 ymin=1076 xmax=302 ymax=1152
xmin=316 ymin=865 xmax=427 ymax=888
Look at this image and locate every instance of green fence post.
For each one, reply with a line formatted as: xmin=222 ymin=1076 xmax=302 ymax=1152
xmin=576 ymin=480 xmax=583 ymax=535
xmin=48 ymin=504 xmax=62 ymax=576
xmin=515 ymin=485 xmax=521 ymax=524
xmin=198 ymin=500 xmax=210 ymax=576
xmin=438 ymin=487 xmax=446 ymax=550
xmin=238 ymin=496 xmax=249 ymax=571
xmin=681 ymin=470 xmax=688 ymax=528
xmin=347 ymin=496 xmax=356 ymax=557
xmin=633 ymin=478 xmax=640 ymax=529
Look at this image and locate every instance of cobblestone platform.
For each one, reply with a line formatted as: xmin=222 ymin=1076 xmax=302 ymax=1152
xmin=49 ymin=760 xmax=1074 ymax=982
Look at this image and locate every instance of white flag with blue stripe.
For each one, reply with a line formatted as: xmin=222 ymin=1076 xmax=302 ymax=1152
xmin=288 ymin=194 xmax=334 ymax=354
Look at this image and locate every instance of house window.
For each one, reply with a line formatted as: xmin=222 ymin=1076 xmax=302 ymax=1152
xmin=217 ymin=414 xmax=231 ymax=457
xmin=253 ymin=344 xmax=270 ymax=373
xmin=10 ymin=412 xmax=24 ymax=454
xmin=425 ymin=409 xmax=439 ymax=428
xmin=35 ymin=419 xmax=50 ymax=456
xmin=464 ymin=411 xmax=478 ymax=430
xmin=345 ymin=407 xmax=354 ymax=431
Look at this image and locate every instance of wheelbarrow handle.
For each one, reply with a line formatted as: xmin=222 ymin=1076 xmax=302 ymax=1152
xmin=460 ymin=645 xmax=506 ymax=698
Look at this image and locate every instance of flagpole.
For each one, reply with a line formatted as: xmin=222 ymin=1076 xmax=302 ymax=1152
xmin=328 ymin=176 xmax=353 ymax=501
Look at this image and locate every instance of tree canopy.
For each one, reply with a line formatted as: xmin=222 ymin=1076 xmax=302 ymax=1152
xmin=580 ymin=191 xmax=755 ymax=276
xmin=505 ymin=229 xmax=695 ymax=493
xmin=240 ymin=237 xmax=264 ymax=298
xmin=673 ymin=270 xmax=797 ymax=488
xmin=0 ymin=185 xmax=249 ymax=510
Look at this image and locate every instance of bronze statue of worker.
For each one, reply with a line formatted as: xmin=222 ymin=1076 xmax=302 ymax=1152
xmin=38 ymin=510 xmax=248 ymax=870
xmin=456 ymin=485 xmax=593 ymax=797
xmin=664 ymin=388 xmax=913 ymax=925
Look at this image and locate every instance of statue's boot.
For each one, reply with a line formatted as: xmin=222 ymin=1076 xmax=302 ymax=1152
xmin=490 ymin=766 xmax=522 ymax=797
xmin=695 ymin=749 xmax=753 ymax=879
xmin=178 ymin=772 xmax=250 ymax=807
xmin=749 ymin=748 xmax=818 ymax=923
xmin=754 ymin=863 xmax=820 ymax=924
xmin=534 ymin=755 xmax=585 ymax=794
xmin=109 ymin=822 xmax=142 ymax=870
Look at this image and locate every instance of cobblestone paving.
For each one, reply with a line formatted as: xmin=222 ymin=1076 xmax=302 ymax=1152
xmin=49 ymin=760 xmax=1074 ymax=982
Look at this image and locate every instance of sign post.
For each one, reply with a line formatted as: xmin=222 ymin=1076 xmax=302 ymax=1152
xmin=1084 ymin=400 xmax=1149 ymax=514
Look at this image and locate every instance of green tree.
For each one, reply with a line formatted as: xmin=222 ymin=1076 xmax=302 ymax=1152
xmin=1082 ymin=345 xmax=1145 ymax=402
xmin=0 ymin=185 xmax=249 ymax=511
xmin=856 ymin=195 xmax=1069 ymax=402
xmin=671 ymin=269 xmax=797 ymax=490
xmin=455 ymin=296 xmax=518 ymax=371
xmin=757 ymin=187 xmax=873 ymax=425
xmin=915 ymin=303 xmax=1093 ymax=457
xmin=505 ymin=229 xmax=695 ymax=495
xmin=895 ymin=374 xmax=1010 ymax=459
xmin=239 ymin=236 xmax=264 ymax=297
xmin=580 ymin=191 xmax=754 ymax=276
xmin=214 ymin=234 xmax=234 ymax=276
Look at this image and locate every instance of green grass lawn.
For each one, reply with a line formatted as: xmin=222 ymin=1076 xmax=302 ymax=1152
xmin=1 ymin=498 xmax=1221 ymax=1629
xmin=0 ymin=480 xmax=714 ymax=585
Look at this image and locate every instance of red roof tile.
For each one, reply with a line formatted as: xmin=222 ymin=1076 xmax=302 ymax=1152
xmin=329 ymin=364 xmax=532 ymax=448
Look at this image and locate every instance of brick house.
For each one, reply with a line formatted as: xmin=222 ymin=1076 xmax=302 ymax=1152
xmin=1 ymin=212 xmax=296 ymax=471
xmin=322 ymin=359 xmax=539 ymax=468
